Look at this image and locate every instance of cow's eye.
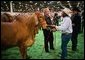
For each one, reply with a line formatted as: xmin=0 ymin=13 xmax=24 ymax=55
xmin=39 ymin=16 xmax=42 ymax=18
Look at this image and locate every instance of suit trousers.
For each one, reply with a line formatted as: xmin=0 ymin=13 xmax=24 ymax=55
xmin=43 ymin=29 xmax=54 ymax=52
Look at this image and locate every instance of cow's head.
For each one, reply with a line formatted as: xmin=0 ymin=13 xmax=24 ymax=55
xmin=12 ymin=12 xmax=47 ymax=35
xmin=35 ymin=12 xmax=47 ymax=29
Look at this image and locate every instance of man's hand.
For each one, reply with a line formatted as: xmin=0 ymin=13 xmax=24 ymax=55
xmin=50 ymin=25 xmax=56 ymax=29
xmin=46 ymin=25 xmax=58 ymax=32
xmin=50 ymin=25 xmax=57 ymax=32
xmin=51 ymin=28 xmax=56 ymax=32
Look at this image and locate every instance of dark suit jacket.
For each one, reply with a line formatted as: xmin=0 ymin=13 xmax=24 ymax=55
xmin=44 ymin=15 xmax=53 ymax=25
xmin=42 ymin=15 xmax=53 ymax=41
xmin=71 ymin=13 xmax=81 ymax=33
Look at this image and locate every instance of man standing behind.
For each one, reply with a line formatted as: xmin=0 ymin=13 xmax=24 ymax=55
xmin=71 ymin=7 xmax=81 ymax=51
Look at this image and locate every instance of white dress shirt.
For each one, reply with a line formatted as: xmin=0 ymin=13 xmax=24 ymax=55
xmin=56 ymin=16 xmax=73 ymax=33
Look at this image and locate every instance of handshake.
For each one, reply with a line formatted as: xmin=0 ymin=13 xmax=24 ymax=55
xmin=46 ymin=25 xmax=57 ymax=32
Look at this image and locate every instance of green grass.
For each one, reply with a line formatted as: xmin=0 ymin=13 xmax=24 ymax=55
xmin=1 ymin=30 xmax=84 ymax=59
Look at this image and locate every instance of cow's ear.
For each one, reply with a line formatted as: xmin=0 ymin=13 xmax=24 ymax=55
xmin=35 ymin=12 xmax=41 ymax=18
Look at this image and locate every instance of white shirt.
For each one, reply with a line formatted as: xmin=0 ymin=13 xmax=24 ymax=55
xmin=56 ymin=16 xmax=73 ymax=33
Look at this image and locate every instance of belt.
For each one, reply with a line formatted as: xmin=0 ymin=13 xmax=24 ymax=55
xmin=62 ymin=33 xmax=71 ymax=35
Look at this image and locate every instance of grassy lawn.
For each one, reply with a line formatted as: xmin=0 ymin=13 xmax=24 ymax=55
xmin=1 ymin=30 xmax=84 ymax=59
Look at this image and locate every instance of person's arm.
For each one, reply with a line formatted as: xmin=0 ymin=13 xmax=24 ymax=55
xmin=51 ymin=17 xmax=70 ymax=31
xmin=56 ymin=18 xmax=70 ymax=31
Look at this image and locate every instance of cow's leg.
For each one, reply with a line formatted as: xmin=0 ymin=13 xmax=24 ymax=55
xmin=18 ymin=44 xmax=27 ymax=59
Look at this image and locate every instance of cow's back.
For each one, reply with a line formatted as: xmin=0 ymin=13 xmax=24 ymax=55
xmin=1 ymin=22 xmax=18 ymax=49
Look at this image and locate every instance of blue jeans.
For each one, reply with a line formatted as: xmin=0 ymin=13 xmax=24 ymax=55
xmin=61 ymin=33 xmax=72 ymax=59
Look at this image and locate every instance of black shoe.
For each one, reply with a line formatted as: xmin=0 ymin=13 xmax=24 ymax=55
xmin=72 ymin=47 xmax=77 ymax=51
xmin=50 ymin=48 xmax=55 ymax=50
xmin=61 ymin=56 xmax=66 ymax=59
xmin=72 ymin=48 xmax=77 ymax=51
xmin=45 ymin=50 xmax=50 ymax=53
xmin=72 ymin=50 xmax=76 ymax=51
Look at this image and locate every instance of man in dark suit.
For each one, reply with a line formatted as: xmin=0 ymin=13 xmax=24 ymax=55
xmin=43 ymin=8 xmax=54 ymax=52
xmin=71 ymin=7 xmax=81 ymax=51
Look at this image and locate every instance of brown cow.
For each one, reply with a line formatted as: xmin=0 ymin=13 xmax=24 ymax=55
xmin=1 ymin=12 xmax=47 ymax=59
